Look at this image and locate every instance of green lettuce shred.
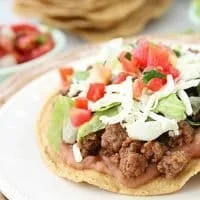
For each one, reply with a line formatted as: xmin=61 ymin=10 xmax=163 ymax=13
xmin=47 ymin=95 xmax=73 ymax=152
xmin=154 ymin=93 xmax=186 ymax=121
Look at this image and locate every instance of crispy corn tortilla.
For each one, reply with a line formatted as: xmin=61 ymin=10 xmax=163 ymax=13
xmin=14 ymin=0 xmax=172 ymax=40
xmin=14 ymin=0 xmax=146 ymax=30
xmin=37 ymin=94 xmax=200 ymax=196
xmin=14 ymin=0 xmax=140 ymax=18
xmin=68 ymin=0 xmax=172 ymax=41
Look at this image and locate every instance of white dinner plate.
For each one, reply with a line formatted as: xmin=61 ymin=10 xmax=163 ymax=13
xmin=0 ymin=41 xmax=199 ymax=200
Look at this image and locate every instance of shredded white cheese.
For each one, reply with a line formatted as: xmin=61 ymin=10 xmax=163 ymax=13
xmin=126 ymin=119 xmax=178 ymax=141
xmin=177 ymin=90 xmax=193 ymax=116
xmin=176 ymin=79 xmax=200 ymax=90
xmin=68 ymin=80 xmax=89 ymax=97
xmin=138 ymin=75 xmax=175 ymax=122
xmin=72 ymin=143 xmax=83 ymax=163
xmin=98 ymin=76 xmax=134 ymax=124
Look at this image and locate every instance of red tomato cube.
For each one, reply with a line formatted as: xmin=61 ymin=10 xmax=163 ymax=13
xmin=133 ymin=39 xmax=150 ymax=69
xmin=59 ymin=67 xmax=74 ymax=87
xmin=75 ymin=97 xmax=88 ymax=109
xmin=70 ymin=108 xmax=92 ymax=127
xmin=113 ymin=72 xmax=128 ymax=84
xmin=147 ymin=78 xmax=164 ymax=92
xmin=87 ymin=83 xmax=105 ymax=102
xmin=119 ymin=51 xmax=139 ymax=74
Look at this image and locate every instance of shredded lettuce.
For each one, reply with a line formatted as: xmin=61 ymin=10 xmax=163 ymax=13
xmin=154 ymin=93 xmax=186 ymax=120
xmin=74 ymin=71 xmax=89 ymax=81
xmin=77 ymin=106 xmax=119 ymax=141
xmin=47 ymin=95 xmax=73 ymax=152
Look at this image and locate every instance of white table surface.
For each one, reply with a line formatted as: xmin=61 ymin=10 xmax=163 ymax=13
xmin=0 ymin=0 xmax=199 ymax=51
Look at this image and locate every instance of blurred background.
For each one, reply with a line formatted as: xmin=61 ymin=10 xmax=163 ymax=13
xmin=0 ymin=0 xmax=200 ymax=82
xmin=0 ymin=0 xmax=200 ymax=50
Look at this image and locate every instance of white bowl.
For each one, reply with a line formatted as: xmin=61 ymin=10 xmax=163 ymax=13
xmin=0 ymin=24 xmax=67 ymax=82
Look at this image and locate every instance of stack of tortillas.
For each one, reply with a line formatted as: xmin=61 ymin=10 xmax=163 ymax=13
xmin=14 ymin=0 xmax=173 ymax=41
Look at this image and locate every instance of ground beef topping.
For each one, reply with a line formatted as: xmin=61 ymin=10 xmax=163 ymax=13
xmin=141 ymin=141 xmax=168 ymax=163
xmin=119 ymin=152 xmax=148 ymax=178
xmin=79 ymin=133 xmax=101 ymax=158
xmin=157 ymin=150 xmax=190 ymax=178
xmin=101 ymin=123 xmax=127 ymax=156
xmin=168 ymin=121 xmax=194 ymax=148
xmin=119 ymin=137 xmax=143 ymax=158
xmin=77 ymin=120 xmax=196 ymax=180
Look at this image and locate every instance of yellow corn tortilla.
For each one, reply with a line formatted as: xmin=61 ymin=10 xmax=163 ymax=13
xmin=37 ymin=94 xmax=200 ymax=196
xmin=14 ymin=0 xmax=172 ymax=41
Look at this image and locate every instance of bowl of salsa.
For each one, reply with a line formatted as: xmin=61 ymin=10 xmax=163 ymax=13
xmin=0 ymin=23 xmax=67 ymax=82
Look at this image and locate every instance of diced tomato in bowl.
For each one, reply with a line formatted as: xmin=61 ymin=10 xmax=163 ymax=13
xmin=11 ymin=23 xmax=39 ymax=34
xmin=0 ymin=23 xmax=67 ymax=82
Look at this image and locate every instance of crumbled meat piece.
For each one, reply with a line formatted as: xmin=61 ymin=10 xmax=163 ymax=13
xmin=141 ymin=141 xmax=168 ymax=163
xmin=109 ymin=153 xmax=120 ymax=166
xmin=119 ymin=153 xmax=148 ymax=178
xmin=101 ymin=123 xmax=127 ymax=156
xmin=79 ymin=133 xmax=101 ymax=158
xmin=119 ymin=137 xmax=143 ymax=158
xmin=157 ymin=151 xmax=190 ymax=178
xmin=168 ymin=121 xmax=194 ymax=148
xmin=192 ymin=110 xmax=200 ymax=122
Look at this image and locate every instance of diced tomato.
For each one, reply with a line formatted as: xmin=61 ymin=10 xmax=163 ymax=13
xmin=87 ymin=83 xmax=105 ymax=102
xmin=75 ymin=97 xmax=88 ymax=109
xmin=167 ymin=65 xmax=180 ymax=79
xmin=133 ymin=39 xmax=150 ymax=69
xmin=59 ymin=67 xmax=74 ymax=87
xmin=147 ymin=44 xmax=171 ymax=72
xmin=147 ymin=78 xmax=164 ymax=92
xmin=70 ymin=108 xmax=92 ymax=127
xmin=113 ymin=72 xmax=128 ymax=84
xmin=11 ymin=24 xmax=39 ymax=34
xmin=133 ymin=79 xmax=145 ymax=99
xmin=119 ymin=51 xmax=139 ymax=74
